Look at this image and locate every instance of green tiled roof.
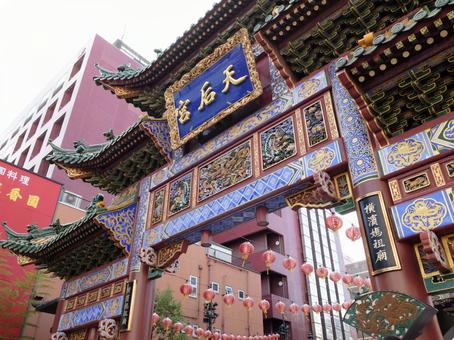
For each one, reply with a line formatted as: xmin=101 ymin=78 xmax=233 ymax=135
xmin=336 ymin=0 xmax=454 ymax=71
xmin=0 ymin=195 xmax=124 ymax=278
xmin=46 ymin=116 xmax=170 ymax=194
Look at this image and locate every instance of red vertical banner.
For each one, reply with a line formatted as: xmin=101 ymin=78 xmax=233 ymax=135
xmin=0 ymin=160 xmax=62 ymax=339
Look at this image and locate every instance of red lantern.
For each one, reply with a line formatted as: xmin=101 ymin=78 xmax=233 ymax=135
xmin=325 ymin=212 xmax=343 ymax=231
xmin=342 ymin=301 xmax=352 ymax=310
xmin=204 ymin=330 xmax=212 ymax=339
xmin=203 ymin=288 xmax=216 ymax=302
xmin=263 ymin=249 xmax=276 ymax=274
xmin=289 ymin=302 xmax=298 ymax=314
xmin=152 ymin=312 xmax=160 ymax=326
xmin=275 ymin=300 xmax=286 ymax=315
xmin=195 ymin=327 xmax=205 ymax=338
xmin=301 ymin=262 xmax=314 ymax=276
xmin=174 ymin=321 xmax=184 ymax=333
xmin=213 ymin=332 xmax=221 ymax=340
xmin=258 ymin=299 xmax=271 ymax=316
xmin=364 ymin=277 xmax=372 ymax=289
xmin=162 ymin=317 xmax=173 ymax=330
xmin=323 ymin=304 xmax=332 ymax=313
xmin=346 ymin=224 xmax=361 ymax=241
xmin=316 ymin=266 xmax=328 ymax=279
xmin=239 ymin=241 xmax=255 ymax=266
xmin=282 ymin=255 xmax=297 ymax=272
xmin=223 ymin=293 xmax=235 ymax=307
xmin=243 ymin=296 xmax=255 ymax=310
xmin=221 ymin=334 xmax=229 ymax=340
xmin=180 ymin=281 xmax=193 ymax=298
xmin=301 ymin=304 xmax=311 ymax=316
xmin=332 ymin=303 xmax=342 ymax=312
xmin=184 ymin=325 xmax=193 ymax=335
xmin=353 ymin=276 xmax=364 ymax=288
xmin=329 ymin=271 xmax=342 ymax=283
xmin=312 ymin=304 xmax=322 ymax=313
xmin=342 ymin=273 xmax=353 ymax=285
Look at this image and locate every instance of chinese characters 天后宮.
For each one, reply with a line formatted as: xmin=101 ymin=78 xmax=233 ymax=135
xmin=175 ymin=64 xmax=248 ymax=125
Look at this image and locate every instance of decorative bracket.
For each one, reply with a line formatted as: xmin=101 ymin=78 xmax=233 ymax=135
xmin=285 ymin=171 xmax=338 ymax=209
xmin=98 ymin=319 xmax=118 ymax=340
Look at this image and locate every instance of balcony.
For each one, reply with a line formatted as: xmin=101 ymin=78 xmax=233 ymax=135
xmin=262 ymin=294 xmax=293 ymax=321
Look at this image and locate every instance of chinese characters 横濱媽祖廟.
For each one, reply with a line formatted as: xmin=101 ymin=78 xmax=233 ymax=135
xmin=175 ymin=99 xmax=191 ymax=124
xmin=198 ymin=81 xmax=217 ymax=111
xmin=222 ymin=65 xmax=248 ymax=93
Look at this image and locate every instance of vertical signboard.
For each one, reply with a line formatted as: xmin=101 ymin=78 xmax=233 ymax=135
xmin=120 ymin=280 xmax=136 ymax=331
xmin=0 ymin=160 xmax=61 ymax=338
xmin=357 ymin=191 xmax=401 ymax=275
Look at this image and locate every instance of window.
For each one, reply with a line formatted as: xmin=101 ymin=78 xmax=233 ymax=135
xmin=210 ymin=282 xmax=219 ymax=293
xmin=31 ymin=132 xmax=46 ymax=159
xmin=14 ymin=132 xmax=25 ymax=153
xmin=238 ymin=289 xmax=245 ymax=300
xmin=189 ymin=275 xmax=198 ymax=298
xmin=60 ymin=83 xmax=75 ymax=108
xmin=49 ymin=114 xmax=65 ymax=141
xmin=29 ymin=117 xmax=40 ymax=138
xmin=70 ymin=54 xmax=84 ymax=79
xmin=38 ymin=159 xmax=50 ymax=177
xmin=43 ymin=101 xmax=57 ymax=125
xmin=224 ymin=286 xmax=233 ymax=295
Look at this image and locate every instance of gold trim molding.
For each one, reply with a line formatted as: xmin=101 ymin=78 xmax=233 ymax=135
xmin=165 ymin=28 xmax=263 ymax=150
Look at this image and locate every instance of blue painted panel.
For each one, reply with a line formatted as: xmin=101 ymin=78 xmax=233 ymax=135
xmin=174 ymin=45 xmax=254 ymax=139
xmin=391 ymin=188 xmax=454 ymax=239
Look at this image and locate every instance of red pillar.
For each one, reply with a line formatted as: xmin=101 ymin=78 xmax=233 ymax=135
xmin=121 ymin=264 xmax=155 ymax=340
xmin=354 ymin=180 xmax=443 ymax=339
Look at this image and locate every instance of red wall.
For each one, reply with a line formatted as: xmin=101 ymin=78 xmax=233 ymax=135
xmin=51 ymin=35 xmax=144 ymax=203
xmin=214 ymin=207 xmax=310 ymax=339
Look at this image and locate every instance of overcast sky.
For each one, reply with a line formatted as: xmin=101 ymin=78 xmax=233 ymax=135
xmin=0 ymin=0 xmax=218 ymax=133
xmin=0 ymin=0 xmax=365 ymax=263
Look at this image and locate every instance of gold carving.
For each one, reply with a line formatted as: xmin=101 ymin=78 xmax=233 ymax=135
xmin=165 ymin=28 xmax=263 ymax=149
xmin=87 ymin=290 xmax=99 ymax=304
xmin=222 ymin=65 xmax=248 ymax=93
xmin=76 ymin=295 xmax=86 ymax=308
xmin=286 ymin=172 xmax=338 ymax=209
xmin=402 ymin=171 xmax=430 ymax=193
xmin=388 ymin=179 xmax=402 ymax=201
xmin=17 ymin=255 xmax=36 ymax=266
xmin=175 ymin=99 xmax=192 ymax=124
xmin=156 ymin=240 xmax=189 ymax=269
xmin=58 ymin=164 xmax=92 ymax=179
xmin=68 ymin=329 xmax=86 ymax=340
xmin=113 ymin=281 xmax=124 ymax=295
xmin=294 ymin=109 xmax=306 ymax=154
xmin=431 ymin=163 xmax=445 ymax=187
xmin=100 ymin=286 xmax=113 ymax=300
xmin=402 ymin=198 xmax=447 ymax=232
xmin=323 ymin=92 xmax=339 ymax=139
xmin=65 ymin=299 xmax=76 ymax=312
xmin=307 ymin=148 xmax=335 ymax=173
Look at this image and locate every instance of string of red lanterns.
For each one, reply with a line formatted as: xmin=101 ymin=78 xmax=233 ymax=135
xmin=152 ymin=314 xmax=281 ymax=339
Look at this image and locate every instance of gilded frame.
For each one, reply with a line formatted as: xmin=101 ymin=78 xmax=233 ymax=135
xmin=402 ymin=171 xmax=430 ymax=193
xmin=333 ymin=172 xmax=352 ymax=200
xmin=165 ymin=28 xmax=263 ymax=150
xmin=197 ymin=139 xmax=253 ymax=202
xmin=302 ymin=99 xmax=329 ymax=148
xmin=355 ymin=191 xmax=402 ymax=276
xmin=259 ymin=116 xmax=297 ymax=172
xmin=414 ymin=243 xmax=440 ymax=279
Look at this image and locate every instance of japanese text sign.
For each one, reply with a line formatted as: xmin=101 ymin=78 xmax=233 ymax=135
xmin=0 ymin=160 xmax=61 ymax=234
xmin=165 ymin=28 xmax=262 ymax=149
xmin=357 ymin=192 xmax=401 ymax=275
